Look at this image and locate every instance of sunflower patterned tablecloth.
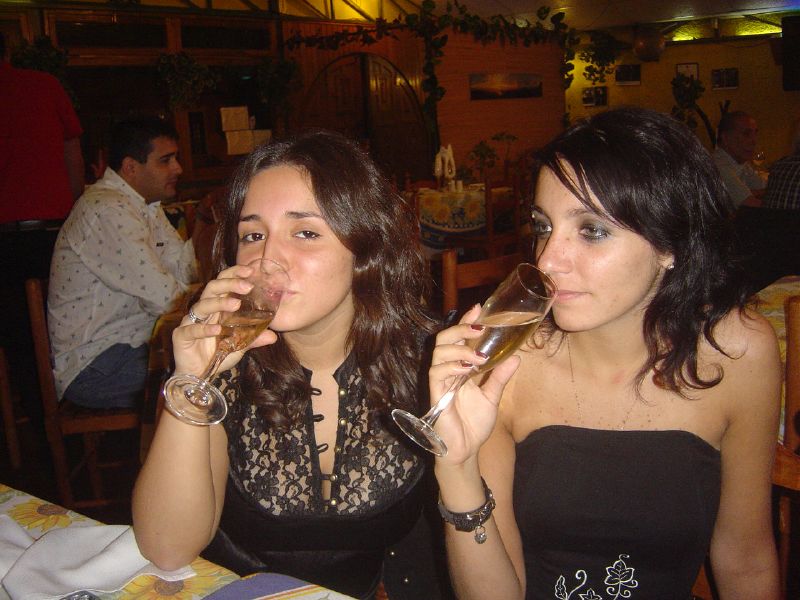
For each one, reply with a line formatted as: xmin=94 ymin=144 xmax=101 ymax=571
xmin=0 ymin=484 xmax=238 ymax=599
xmin=755 ymin=275 xmax=800 ymax=441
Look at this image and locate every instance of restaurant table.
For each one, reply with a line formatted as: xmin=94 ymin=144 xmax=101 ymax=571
xmin=0 ymin=484 xmax=355 ymax=599
xmin=415 ymin=185 xmax=513 ymax=248
xmin=755 ymin=274 xmax=800 ymax=440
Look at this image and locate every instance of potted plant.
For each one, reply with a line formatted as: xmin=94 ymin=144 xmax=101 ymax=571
xmin=670 ymin=72 xmax=715 ymax=146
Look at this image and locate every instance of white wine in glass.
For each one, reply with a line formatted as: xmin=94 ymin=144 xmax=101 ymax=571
xmin=392 ymin=263 xmax=556 ymax=456
xmin=163 ymin=259 xmax=287 ymax=426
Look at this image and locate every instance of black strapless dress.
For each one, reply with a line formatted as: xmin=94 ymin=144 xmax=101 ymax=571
xmin=513 ymin=425 xmax=721 ymax=600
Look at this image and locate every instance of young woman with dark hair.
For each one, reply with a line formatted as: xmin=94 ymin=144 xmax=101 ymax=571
xmin=429 ymin=107 xmax=781 ymax=599
xmin=133 ymin=130 xmax=441 ymax=599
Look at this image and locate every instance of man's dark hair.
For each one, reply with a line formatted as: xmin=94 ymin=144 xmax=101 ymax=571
xmin=108 ymin=116 xmax=178 ymax=171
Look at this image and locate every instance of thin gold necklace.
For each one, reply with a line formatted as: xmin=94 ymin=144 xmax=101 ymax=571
xmin=566 ymin=335 xmax=638 ymax=431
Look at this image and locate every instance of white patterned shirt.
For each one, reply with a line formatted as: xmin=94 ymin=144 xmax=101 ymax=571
xmin=712 ymin=146 xmax=766 ymax=207
xmin=48 ymin=168 xmax=197 ymax=398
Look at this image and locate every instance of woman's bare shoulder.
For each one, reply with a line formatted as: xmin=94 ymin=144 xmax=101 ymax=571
xmin=709 ymin=307 xmax=779 ymax=365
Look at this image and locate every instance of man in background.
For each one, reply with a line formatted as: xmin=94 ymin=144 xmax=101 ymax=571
xmin=0 ymin=31 xmax=84 ymax=415
xmin=713 ymin=110 xmax=766 ymax=208
xmin=48 ymin=116 xmax=199 ymax=409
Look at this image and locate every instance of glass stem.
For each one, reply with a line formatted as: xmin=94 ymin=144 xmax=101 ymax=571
xmin=200 ymin=348 xmax=230 ymax=382
xmin=425 ymin=374 xmax=470 ymax=426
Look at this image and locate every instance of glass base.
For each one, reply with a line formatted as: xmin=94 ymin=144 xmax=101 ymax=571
xmin=163 ymin=374 xmax=228 ymax=426
xmin=391 ymin=408 xmax=448 ymax=456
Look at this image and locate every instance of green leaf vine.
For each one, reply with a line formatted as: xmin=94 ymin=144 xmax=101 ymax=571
xmin=578 ymin=30 xmax=622 ymax=84
xmin=157 ymin=52 xmax=220 ymax=111
xmin=284 ymin=2 xmax=577 ymax=144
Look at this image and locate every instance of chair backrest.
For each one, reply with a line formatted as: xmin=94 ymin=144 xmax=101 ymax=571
xmin=480 ymin=169 xmax=522 ymax=256
xmin=784 ymin=295 xmax=800 ymax=452
xmin=441 ymin=248 xmax=523 ymax=314
xmin=24 ymin=278 xmax=61 ymax=420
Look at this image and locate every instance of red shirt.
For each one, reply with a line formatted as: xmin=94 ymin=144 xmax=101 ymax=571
xmin=0 ymin=62 xmax=83 ymax=223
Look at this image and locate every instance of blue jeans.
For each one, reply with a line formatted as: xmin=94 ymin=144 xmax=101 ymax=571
xmin=64 ymin=343 xmax=148 ymax=409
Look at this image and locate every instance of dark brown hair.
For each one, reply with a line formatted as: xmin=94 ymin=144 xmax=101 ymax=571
xmin=215 ymin=129 xmax=435 ymax=427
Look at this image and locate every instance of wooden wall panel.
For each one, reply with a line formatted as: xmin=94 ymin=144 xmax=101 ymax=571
xmin=436 ymin=32 xmax=565 ymax=172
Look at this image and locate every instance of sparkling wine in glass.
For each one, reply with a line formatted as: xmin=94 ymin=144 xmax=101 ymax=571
xmin=392 ymin=263 xmax=556 ymax=456
xmin=163 ymin=259 xmax=287 ymax=425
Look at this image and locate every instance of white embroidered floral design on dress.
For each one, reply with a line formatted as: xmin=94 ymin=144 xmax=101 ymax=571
xmin=554 ymin=554 xmax=639 ymax=600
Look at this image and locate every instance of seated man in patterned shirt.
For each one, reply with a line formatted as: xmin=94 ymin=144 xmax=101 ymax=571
xmin=48 ymin=116 xmax=201 ymax=409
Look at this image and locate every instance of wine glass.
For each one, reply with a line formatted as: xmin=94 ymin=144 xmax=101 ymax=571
xmin=163 ymin=258 xmax=288 ymax=426
xmin=753 ymin=150 xmax=766 ymax=169
xmin=392 ymin=263 xmax=556 ymax=456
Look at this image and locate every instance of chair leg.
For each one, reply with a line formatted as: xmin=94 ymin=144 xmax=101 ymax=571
xmin=44 ymin=417 xmax=75 ymax=507
xmin=0 ymin=349 xmax=21 ymax=470
xmin=778 ymin=495 xmax=791 ymax=599
xmin=84 ymin=432 xmax=105 ymax=501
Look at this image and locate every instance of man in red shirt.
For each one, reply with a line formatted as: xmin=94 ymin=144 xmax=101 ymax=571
xmin=0 ymin=32 xmax=85 ymax=417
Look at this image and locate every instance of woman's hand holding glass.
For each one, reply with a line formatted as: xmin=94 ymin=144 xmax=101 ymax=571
xmin=167 ymin=259 xmax=286 ymax=425
xmin=425 ymin=305 xmax=522 ymax=465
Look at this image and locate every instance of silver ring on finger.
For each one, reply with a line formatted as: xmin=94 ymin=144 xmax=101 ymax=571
xmin=187 ymin=306 xmax=208 ymax=324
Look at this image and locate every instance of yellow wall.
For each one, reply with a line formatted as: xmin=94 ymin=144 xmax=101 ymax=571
xmin=565 ymin=37 xmax=800 ymax=166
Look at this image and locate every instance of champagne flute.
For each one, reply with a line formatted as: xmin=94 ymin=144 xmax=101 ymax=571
xmin=163 ymin=258 xmax=288 ymax=426
xmin=392 ymin=263 xmax=556 ymax=456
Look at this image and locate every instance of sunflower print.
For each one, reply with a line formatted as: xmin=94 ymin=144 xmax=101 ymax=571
xmin=464 ymin=198 xmax=483 ymax=221
xmin=119 ymin=558 xmax=237 ymax=599
xmin=8 ymin=498 xmax=88 ymax=533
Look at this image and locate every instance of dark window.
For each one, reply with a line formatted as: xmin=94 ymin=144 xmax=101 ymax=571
xmin=181 ymin=25 xmax=269 ymax=50
xmin=56 ymin=21 xmax=166 ymax=48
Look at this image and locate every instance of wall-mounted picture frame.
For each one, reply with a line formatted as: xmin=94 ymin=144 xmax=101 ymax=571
xmin=468 ymin=73 xmax=543 ymax=100
xmin=676 ymin=62 xmax=699 ymax=79
xmin=582 ymin=86 xmax=608 ymax=107
xmin=711 ymin=68 xmax=739 ymax=89
xmin=615 ymin=64 xmax=641 ymax=85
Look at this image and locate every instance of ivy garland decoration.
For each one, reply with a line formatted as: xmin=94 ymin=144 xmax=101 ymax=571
xmin=284 ymin=1 xmax=577 ymax=142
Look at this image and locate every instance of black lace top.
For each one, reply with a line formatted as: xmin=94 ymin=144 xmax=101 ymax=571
xmin=514 ymin=426 xmax=721 ymax=600
xmin=202 ymin=353 xmax=426 ymax=599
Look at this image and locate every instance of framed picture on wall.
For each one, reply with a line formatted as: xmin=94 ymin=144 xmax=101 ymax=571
xmin=676 ymin=62 xmax=699 ymax=79
xmin=468 ymin=73 xmax=543 ymax=100
xmin=711 ymin=68 xmax=739 ymax=89
xmin=582 ymin=86 xmax=608 ymax=107
xmin=615 ymin=64 xmax=641 ymax=85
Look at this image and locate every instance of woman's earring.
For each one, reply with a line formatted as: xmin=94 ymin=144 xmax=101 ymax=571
xmin=666 ymin=263 xmax=675 ymax=270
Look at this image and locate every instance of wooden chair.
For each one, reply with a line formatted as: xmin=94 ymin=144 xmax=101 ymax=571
xmin=441 ymin=247 xmax=522 ymax=314
xmin=692 ymin=294 xmax=800 ymax=599
xmin=25 ymin=278 xmax=140 ymax=509
xmin=0 ymin=347 xmax=22 ymax=469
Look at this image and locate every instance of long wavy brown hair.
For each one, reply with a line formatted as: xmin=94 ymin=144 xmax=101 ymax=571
xmin=213 ymin=130 xmax=436 ymax=428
